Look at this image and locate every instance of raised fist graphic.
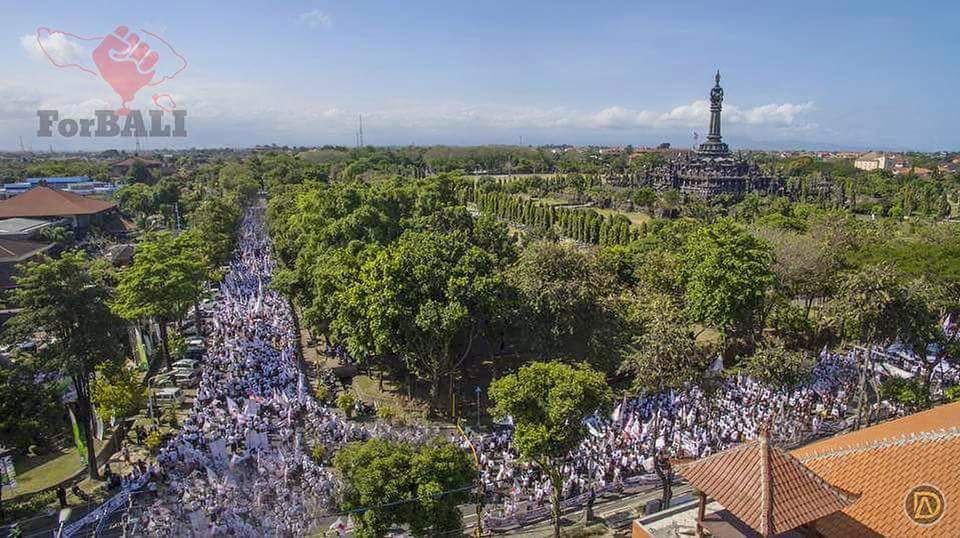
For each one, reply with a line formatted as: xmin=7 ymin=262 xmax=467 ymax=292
xmin=92 ymin=26 xmax=160 ymax=114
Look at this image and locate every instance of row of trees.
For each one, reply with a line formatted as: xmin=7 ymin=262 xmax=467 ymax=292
xmin=472 ymin=191 xmax=642 ymax=246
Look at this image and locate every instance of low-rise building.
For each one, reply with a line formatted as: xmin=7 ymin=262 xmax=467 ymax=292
xmin=109 ymin=156 xmax=168 ymax=178
xmin=0 ymin=238 xmax=57 ymax=289
xmin=0 ymin=176 xmax=119 ymax=199
xmin=0 ymin=186 xmax=117 ymax=229
xmin=633 ymin=401 xmax=960 ymax=537
xmin=854 ymin=152 xmax=891 ymax=171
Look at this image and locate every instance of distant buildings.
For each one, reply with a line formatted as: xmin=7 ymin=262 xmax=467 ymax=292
xmin=0 ymin=176 xmax=119 ymax=199
xmin=109 ymin=156 xmax=168 ymax=178
xmin=854 ymin=152 xmax=892 ymax=171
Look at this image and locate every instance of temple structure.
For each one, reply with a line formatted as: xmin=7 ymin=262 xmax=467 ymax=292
xmin=650 ymin=71 xmax=782 ymax=199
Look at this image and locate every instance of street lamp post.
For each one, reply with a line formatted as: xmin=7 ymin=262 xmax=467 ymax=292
xmin=474 ymin=386 xmax=481 ymax=429
xmin=456 ymin=420 xmax=484 ymax=538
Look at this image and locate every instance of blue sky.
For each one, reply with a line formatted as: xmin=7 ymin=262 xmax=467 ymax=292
xmin=2 ymin=1 xmax=958 ymax=151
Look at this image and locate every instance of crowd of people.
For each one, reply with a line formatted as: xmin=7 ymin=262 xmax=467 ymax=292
xmin=137 ymin=205 xmax=383 ymax=536
xmin=471 ymin=349 xmax=897 ymax=524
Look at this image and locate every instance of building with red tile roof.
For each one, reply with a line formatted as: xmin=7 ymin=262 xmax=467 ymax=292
xmin=792 ymin=401 xmax=960 ymax=537
xmin=0 ymin=186 xmax=116 ymax=228
xmin=109 ymin=156 xmax=170 ymax=178
xmin=677 ymin=429 xmax=857 ymax=537
xmin=632 ymin=402 xmax=960 ymax=537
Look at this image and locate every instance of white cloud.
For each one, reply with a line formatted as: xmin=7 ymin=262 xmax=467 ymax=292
xmin=21 ymin=31 xmax=90 ymax=67
xmin=299 ymin=9 xmax=332 ymax=29
xmin=582 ymin=100 xmax=815 ymax=130
xmin=726 ymin=102 xmax=815 ymax=127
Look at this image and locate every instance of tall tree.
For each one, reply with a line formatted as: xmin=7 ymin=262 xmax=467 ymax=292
xmin=336 ymin=230 xmax=500 ymax=410
xmin=506 ymin=241 xmax=613 ymax=360
xmin=683 ymin=218 xmax=775 ymax=346
xmin=112 ymin=232 xmax=210 ymax=368
xmin=618 ymin=292 xmax=706 ymax=392
xmin=489 ymin=361 xmax=612 ymax=538
xmin=0 ymin=359 xmax=63 ymax=451
xmin=189 ymin=198 xmax=241 ymax=267
xmin=821 ymin=264 xmax=917 ymax=428
xmin=7 ymin=252 xmax=126 ymax=479
xmin=91 ymin=360 xmax=147 ymax=422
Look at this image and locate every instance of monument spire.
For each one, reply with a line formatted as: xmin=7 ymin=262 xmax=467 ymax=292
xmin=698 ymin=69 xmax=730 ymax=156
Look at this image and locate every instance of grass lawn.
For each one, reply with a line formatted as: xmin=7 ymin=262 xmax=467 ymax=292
xmin=352 ymin=373 xmax=430 ymax=423
xmin=9 ymin=440 xmax=105 ymax=499
xmin=517 ymin=195 xmax=653 ymax=228
xmin=695 ymin=326 xmax=723 ymax=347
xmin=515 ymin=193 xmax=569 ymax=206
xmin=593 ymin=207 xmax=652 ymax=227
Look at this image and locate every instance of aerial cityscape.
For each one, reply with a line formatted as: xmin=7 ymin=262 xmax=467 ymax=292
xmin=1 ymin=2 xmax=959 ymax=537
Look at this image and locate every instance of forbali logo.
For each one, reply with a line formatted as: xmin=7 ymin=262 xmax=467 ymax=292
xmin=33 ymin=25 xmax=188 ymax=137
xmin=37 ymin=109 xmax=186 ymax=138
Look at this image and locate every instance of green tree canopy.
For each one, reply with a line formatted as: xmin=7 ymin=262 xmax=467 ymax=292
xmin=0 ymin=359 xmax=64 ymax=451
xmin=333 ymin=439 xmax=475 ymax=538
xmin=112 ymin=231 xmax=211 ymax=367
xmin=618 ymin=292 xmax=706 ymax=392
xmin=91 ymin=360 xmax=146 ymax=421
xmin=683 ymin=218 xmax=775 ymax=340
xmin=506 ymin=241 xmax=614 ymax=360
xmin=334 ymin=230 xmax=501 ymax=408
xmin=488 ymin=361 xmax=612 ymax=537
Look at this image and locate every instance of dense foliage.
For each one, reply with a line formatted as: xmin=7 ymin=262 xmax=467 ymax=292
xmin=333 ymin=439 xmax=475 ymax=537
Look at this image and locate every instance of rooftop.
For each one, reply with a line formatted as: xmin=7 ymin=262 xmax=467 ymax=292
xmin=0 ymin=238 xmax=54 ymax=262
xmin=676 ymin=429 xmax=858 ymax=536
xmin=24 ymin=176 xmax=90 ymax=185
xmin=792 ymin=401 xmax=960 ymax=537
xmin=0 ymin=217 xmax=54 ymax=236
xmin=0 ymin=186 xmax=116 ymax=219
xmin=635 ymin=403 xmax=960 ymax=538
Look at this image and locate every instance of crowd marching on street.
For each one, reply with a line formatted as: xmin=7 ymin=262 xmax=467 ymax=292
xmin=63 ymin=200 xmax=957 ymax=536
xmin=135 ymin=204 xmax=426 ymax=536
xmin=470 ymin=341 xmax=958 ymax=526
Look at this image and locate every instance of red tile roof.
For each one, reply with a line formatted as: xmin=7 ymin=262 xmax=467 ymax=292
xmin=792 ymin=402 xmax=960 ymax=537
xmin=677 ymin=430 xmax=858 ymax=536
xmin=0 ymin=186 xmax=116 ymax=219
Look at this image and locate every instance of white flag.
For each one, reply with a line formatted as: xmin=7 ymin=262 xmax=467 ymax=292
xmin=708 ymin=354 xmax=724 ymax=373
xmin=610 ymin=404 xmax=622 ymax=424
